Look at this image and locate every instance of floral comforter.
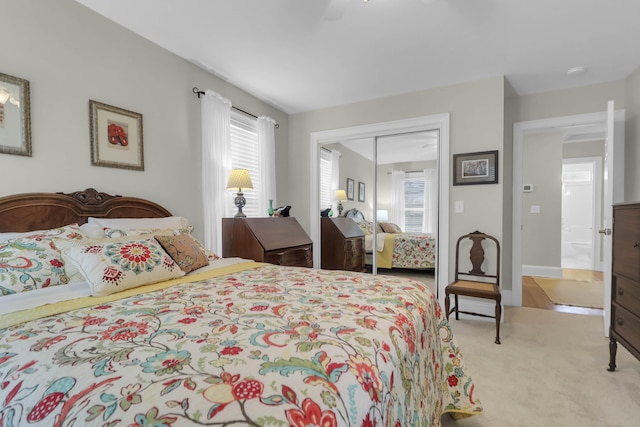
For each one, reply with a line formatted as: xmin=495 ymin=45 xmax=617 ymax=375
xmin=0 ymin=264 xmax=481 ymax=426
xmin=390 ymin=233 xmax=437 ymax=269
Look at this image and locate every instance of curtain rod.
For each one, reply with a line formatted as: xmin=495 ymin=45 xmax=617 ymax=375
xmin=192 ymin=87 xmax=279 ymax=128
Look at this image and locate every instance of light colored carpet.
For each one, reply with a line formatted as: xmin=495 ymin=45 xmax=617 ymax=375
xmin=534 ymin=277 xmax=603 ymax=309
xmin=441 ymin=307 xmax=640 ymax=427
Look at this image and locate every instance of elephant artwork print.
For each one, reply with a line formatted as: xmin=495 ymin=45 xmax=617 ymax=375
xmin=453 ymin=150 xmax=498 ymax=185
xmin=89 ymin=100 xmax=144 ymax=171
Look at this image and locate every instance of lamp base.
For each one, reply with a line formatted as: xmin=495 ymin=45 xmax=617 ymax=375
xmin=234 ymin=192 xmax=247 ymax=218
xmin=337 ymin=201 xmax=343 ymax=216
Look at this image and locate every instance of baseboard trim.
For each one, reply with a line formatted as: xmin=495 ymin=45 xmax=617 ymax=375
xmin=522 ymin=265 xmax=562 ymax=278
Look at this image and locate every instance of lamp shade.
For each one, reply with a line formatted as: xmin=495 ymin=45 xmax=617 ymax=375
xmin=334 ymin=189 xmax=347 ymax=201
xmin=226 ymin=169 xmax=253 ymax=191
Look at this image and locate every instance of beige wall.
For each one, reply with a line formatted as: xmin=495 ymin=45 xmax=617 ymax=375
xmin=0 ymin=0 xmax=288 ymax=243
xmin=521 ymin=133 xmax=563 ymax=267
xmin=624 ymin=67 xmax=640 ymax=201
xmin=288 ymin=77 xmax=506 ymax=287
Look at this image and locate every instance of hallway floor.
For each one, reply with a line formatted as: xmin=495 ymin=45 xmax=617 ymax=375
xmin=522 ymin=269 xmax=603 ymax=316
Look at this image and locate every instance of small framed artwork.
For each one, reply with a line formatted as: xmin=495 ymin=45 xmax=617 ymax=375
xmin=0 ymin=72 xmax=31 ymax=157
xmin=453 ymin=150 xmax=498 ymax=185
xmin=358 ymin=181 xmax=365 ymax=202
xmin=346 ymin=178 xmax=355 ymax=201
xmin=89 ymin=100 xmax=144 ymax=171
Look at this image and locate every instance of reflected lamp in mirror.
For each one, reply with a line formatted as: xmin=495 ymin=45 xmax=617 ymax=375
xmin=334 ymin=189 xmax=347 ymax=216
xmin=376 ymin=210 xmax=389 ymax=221
xmin=226 ymin=169 xmax=253 ymax=218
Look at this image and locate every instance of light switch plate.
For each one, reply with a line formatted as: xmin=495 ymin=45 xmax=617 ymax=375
xmin=530 ymin=205 xmax=541 ymax=213
xmin=455 ymin=200 xmax=464 ymax=213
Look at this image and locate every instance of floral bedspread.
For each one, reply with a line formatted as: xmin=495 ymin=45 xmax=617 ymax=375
xmin=0 ymin=264 xmax=481 ymax=426
xmin=391 ymin=233 xmax=437 ymax=269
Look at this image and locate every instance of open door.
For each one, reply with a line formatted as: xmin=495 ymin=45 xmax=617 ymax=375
xmin=602 ymin=100 xmax=625 ymax=336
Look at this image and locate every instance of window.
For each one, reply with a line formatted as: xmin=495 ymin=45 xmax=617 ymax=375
xmin=230 ymin=111 xmax=260 ymax=217
xmin=319 ymin=149 xmax=332 ymax=211
xmin=403 ymin=175 xmax=425 ymax=232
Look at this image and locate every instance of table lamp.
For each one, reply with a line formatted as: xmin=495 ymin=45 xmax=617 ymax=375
xmin=227 ymin=169 xmax=253 ymax=217
xmin=334 ymin=189 xmax=347 ymax=216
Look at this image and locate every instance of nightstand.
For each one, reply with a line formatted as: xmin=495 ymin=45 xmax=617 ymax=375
xmin=321 ymin=217 xmax=365 ymax=272
xmin=222 ymin=217 xmax=313 ymax=267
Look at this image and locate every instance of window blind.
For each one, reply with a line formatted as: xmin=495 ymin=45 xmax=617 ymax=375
xmin=403 ymin=177 xmax=425 ymax=232
xmin=319 ymin=149 xmax=332 ymax=212
xmin=230 ymin=111 xmax=260 ymax=218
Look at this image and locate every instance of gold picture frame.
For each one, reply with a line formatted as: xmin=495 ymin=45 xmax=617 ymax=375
xmin=89 ymin=100 xmax=144 ymax=171
xmin=0 ymin=72 xmax=32 ymax=157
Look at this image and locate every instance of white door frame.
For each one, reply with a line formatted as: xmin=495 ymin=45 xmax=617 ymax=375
xmin=512 ymin=109 xmax=625 ymax=307
xmin=309 ymin=114 xmax=450 ymax=300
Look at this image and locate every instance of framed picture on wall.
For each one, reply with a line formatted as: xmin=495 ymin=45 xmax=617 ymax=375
xmin=89 ymin=100 xmax=144 ymax=171
xmin=0 ymin=72 xmax=31 ymax=157
xmin=358 ymin=181 xmax=365 ymax=202
xmin=346 ymin=178 xmax=355 ymax=200
xmin=453 ymin=150 xmax=498 ymax=185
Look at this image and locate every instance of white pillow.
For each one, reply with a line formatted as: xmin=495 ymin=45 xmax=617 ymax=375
xmin=88 ymin=216 xmax=189 ymax=230
xmin=63 ymin=238 xmax=185 ymax=296
xmin=80 ymin=222 xmax=106 ymax=239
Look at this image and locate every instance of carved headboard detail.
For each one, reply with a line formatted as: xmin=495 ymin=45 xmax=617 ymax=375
xmin=0 ymin=188 xmax=172 ymax=232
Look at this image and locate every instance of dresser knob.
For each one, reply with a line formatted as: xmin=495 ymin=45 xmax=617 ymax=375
xmin=618 ymin=287 xmax=625 ymax=296
xmin=617 ymin=318 xmax=624 ymax=326
xmin=635 ymin=243 xmax=640 ymax=248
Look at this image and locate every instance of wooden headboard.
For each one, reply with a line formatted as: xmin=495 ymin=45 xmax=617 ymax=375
xmin=0 ymin=188 xmax=172 ymax=233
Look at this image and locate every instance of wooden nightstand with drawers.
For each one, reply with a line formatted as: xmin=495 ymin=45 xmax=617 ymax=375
xmin=321 ymin=217 xmax=365 ymax=272
xmin=222 ymin=217 xmax=313 ymax=268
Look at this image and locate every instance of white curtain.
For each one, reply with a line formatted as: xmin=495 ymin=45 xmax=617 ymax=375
xmin=330 ymin=150 xmax=341 ymax=211
xmin=390 ymin=170 xmax=406 ymax=230
xmin=258 ymin=116 xmax=277 ymax=214
xmin=423 ymin=167 xmax=438 ymax=233
xmin=201 ymin=90 xmax=232 ymax=255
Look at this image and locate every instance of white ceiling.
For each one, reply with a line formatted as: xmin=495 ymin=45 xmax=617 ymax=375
xmin=75 ymin=0 xmax=640 ymax=115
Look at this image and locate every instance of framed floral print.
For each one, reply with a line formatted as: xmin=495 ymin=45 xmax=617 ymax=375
xmin=358 ymin=181 xmax=365 ymax=202
xmin=89 ymin=100 xmax=144 ymax=171
xmin=0 ymin=72 xmax=31 ymax=157
xmin=346 ymin=178 xmax=355 ymax=201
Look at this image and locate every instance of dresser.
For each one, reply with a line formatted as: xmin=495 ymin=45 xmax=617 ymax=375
xmin=221 ymin=217 xmax=313 ymax=267
xmin=321 ymin=217 xmax=365 ymax=272
xmin=608 ymin=202 xmax=640 ymax=371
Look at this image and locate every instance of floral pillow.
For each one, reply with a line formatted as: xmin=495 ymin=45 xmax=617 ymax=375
xmin=104 ymin=227 xmax=220 ymax=261
xmin=353 ymin=219 xmax=375 ymax=235
xmin=0 ymin=224 xmax=85 ymax=296
xmin=154 ymin=234 xmax=210 ymax=273
xmin=63 ymin=238 xmax=185 ymax=296
xmin=379 ymin=222 xmax=403 ymax=233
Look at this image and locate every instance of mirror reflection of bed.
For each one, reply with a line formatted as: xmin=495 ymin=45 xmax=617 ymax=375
xmin=343 ymin=208 xmax=436 ymax=293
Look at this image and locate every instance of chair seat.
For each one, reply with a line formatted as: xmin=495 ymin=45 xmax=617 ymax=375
xmin=446 ymin=280 xmax=500 ymax=298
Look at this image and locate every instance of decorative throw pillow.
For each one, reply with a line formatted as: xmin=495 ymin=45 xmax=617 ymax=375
xmin=379 ymin=222 xmax=403 ymax=233
xmin=63 ymin=238 xmax=185 ymax=296
xmin=353 ymin=219 xmax=375 ymax=235
xmin=154 ymin=234 xmax=210 ymax=273
xmin=0 ymin=224 xmax=84 ymax=296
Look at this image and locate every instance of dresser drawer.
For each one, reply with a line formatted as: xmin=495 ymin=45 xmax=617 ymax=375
xmin=613 ymin=207 xmax=640 ymax=281
xmin=611 ymin=304 xmax=640 ymax=352
xmin=265 ymin=245 xmax=312 ymax=267
xmin=613 ymin=275 xmax=640 ymax=314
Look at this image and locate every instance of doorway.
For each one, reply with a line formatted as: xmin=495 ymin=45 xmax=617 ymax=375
xmin=561 ymin=158 xmax=601 ymax=271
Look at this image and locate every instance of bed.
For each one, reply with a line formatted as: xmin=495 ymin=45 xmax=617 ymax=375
xmin=0 ymin=189 xmax=481 ymax=426
xmin=344 ymin=209 xmax=437 ymax=270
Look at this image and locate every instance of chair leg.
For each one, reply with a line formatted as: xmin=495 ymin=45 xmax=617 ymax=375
xmin=454 ymin=295 xmax=459 ymax=320
xmin=494 ymin=299 xmax=502 ymax=344
xmin=444 ymin=293 xmax=451 ymax=320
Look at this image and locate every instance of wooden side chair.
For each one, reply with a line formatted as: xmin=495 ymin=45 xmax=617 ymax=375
xmin=445 ymin=231 xmax=502 ymax=344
